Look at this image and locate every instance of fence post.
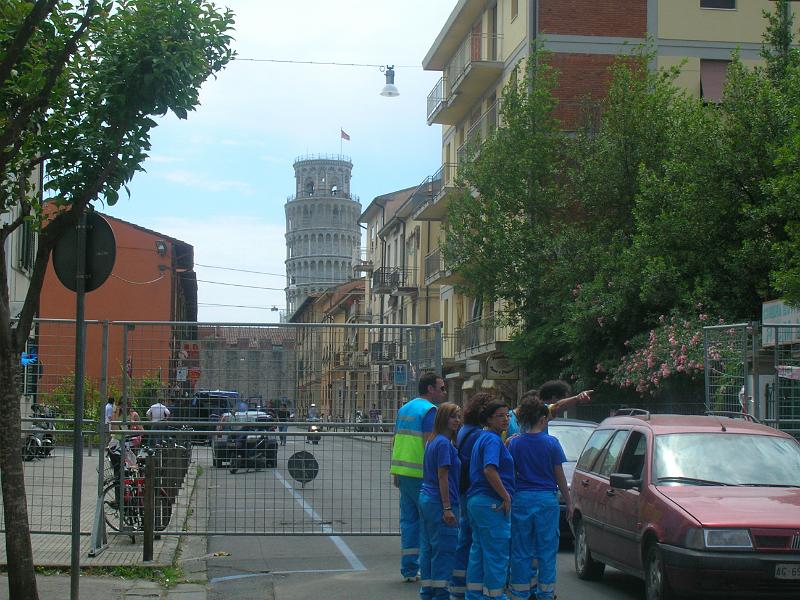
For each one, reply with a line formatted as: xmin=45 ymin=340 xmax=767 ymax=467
xmin=143 ymin=452 xmax=155 ymax=562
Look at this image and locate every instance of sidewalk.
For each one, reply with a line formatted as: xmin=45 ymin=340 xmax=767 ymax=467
xmin=1 ymin=448 xmax=210 ymax=600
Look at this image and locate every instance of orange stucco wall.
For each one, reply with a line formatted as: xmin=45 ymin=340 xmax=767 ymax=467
xmin=37 ymin=216 xmax=176 ymax=396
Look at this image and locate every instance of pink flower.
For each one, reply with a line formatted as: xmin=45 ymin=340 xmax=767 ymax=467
xmin=699 ymin=314 xmax=708 ymax=322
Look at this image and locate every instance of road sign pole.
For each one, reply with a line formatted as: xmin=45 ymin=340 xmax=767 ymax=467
xmin=70 ymin=211 xmax=88 ymax=600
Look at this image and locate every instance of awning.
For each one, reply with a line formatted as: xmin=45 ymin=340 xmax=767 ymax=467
xmin=777 ymin=365 xmax=800 ymax=381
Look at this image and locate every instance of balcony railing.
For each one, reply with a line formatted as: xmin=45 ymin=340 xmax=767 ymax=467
xmin=445 ymin=33 xmax=503 ymax=95
xmin=454 ymin=314 xmax=510 ymax=356
xmin=427 ymin=76 xmax=446 ymax=123
xmin=412 ymin=163 xmax=459 ymax=221
xmin=457 ymin=100 xmax=500 ymax=164
xmin=372 ymin=267 xmax=418 ymax=295
xmin=409 ymin=170 xmax=444 ymax=215
xmin=286 ymin=190 xmax=360 ymax=203
xmin=424 ymin=248 xmax=444 ymax=284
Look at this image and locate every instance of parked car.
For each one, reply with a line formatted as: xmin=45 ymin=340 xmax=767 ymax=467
xmin=570 ymin=410 xmax=800 ymax=599
xmin=546 ymin=418 xmax=597 ymax=539
xmin=212 ymin=410 xmax=277 ymax=468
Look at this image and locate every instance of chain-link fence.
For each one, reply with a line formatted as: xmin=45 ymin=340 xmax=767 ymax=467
xmin=703 ymin=322 xmax=753 ymax=414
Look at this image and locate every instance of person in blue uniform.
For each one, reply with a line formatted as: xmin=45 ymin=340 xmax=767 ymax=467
xmin=506 ymin=382 xmax=593 ymax=437
xmin=465 ymin=401 xmax=514 ymax=600
xmin=449 ymin=392 xmax=492 ymax=600
xmin=507 ymin=399 xmax=570 ymax=600
xmin=419 ymin=402 xmax=463 ymax=600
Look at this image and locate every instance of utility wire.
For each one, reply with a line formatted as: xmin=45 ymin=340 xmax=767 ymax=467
xmin=235 ymin=57 xmax=421 ymax=69
xmin=198 ymin=303 xmax=280 ymax=310
xmin=196 ymin=279 xmax=285 ymax=291
xmin=195 ymin=263 xmax=367 ymax=284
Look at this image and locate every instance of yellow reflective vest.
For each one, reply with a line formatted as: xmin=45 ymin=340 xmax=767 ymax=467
xmin=390 ymin=398 xmax=435 ymax=478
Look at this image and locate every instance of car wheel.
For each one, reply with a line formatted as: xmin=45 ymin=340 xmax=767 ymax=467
xmin=645 ymin=544 xmax=674 ymax=600
xmin=574 ymin=517 xmax=605 ymax=580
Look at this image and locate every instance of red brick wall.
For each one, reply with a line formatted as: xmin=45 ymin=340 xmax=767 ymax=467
xmin=547 ymin=53 xmax=619 ymax=130
xmin=540 ymin=1 xmax=647 ymax=38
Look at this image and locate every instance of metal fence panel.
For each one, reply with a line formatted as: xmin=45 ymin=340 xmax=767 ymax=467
xmin=764 ymin=324 xmax=800 ymax=437
xmin=4 ymin=320 xmax=441 ymax=540
xmin=703 ymin=323 xmax=751 ymax=413
xmin=96 ymin=427 xmax=398 ymax=538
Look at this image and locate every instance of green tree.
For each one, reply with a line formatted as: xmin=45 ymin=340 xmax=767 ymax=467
xmin=0 ymin=2 xmax=233 ymax=598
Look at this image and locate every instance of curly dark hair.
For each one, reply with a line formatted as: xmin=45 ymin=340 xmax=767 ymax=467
xmin=515 ymin=396 xmax=549 ymax=430
xmin=481 ymin=400 xmax=509 ymax=424
xmin=462 ymin=392 xmax=493 ymax=426
xmin=538 ymin=380 xmax=572 ymax=402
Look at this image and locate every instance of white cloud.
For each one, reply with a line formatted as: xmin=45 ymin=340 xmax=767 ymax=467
xmin=160 ymin=170 xmax=255 ymax=195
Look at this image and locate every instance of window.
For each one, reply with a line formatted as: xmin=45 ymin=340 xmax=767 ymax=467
xmin=617 ymin=431 xmax=647 ymax=479
xmin=700 ymin=0 xmax=735 ymax=9
xmin=700 ymin=59 xmax=730 ymax=103
xmin=18 ymin=223 xmax=35 ymax=271
xmin=576 ymin=429 xmax=614 ymax=472
xmin=511 ymin=0 xmax=518 ymax=21
xmin=595 ymin=430 xmax=630 ymax=477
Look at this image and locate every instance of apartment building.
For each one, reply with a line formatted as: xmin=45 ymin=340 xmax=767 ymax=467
xmin=421 ymin=0 xmax=785 ymax=403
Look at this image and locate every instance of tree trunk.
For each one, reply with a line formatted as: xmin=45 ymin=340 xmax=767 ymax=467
xmin=0 ymin=356 xmax=39 ymax=600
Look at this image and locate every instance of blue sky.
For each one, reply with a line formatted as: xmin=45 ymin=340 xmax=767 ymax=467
xmin=104 ymin=0 xmax=455 ymax=322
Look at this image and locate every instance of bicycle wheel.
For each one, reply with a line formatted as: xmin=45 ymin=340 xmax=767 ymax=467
xmin=103 ymin=482 xmax=142 ymax=532
xmin=154 ymin=491 xmax=172 ymax=531
xmin=102 ymin=482 xmax=121 ymax=531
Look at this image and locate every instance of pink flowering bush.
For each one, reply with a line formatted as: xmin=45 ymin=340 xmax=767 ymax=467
xmin=609 ymin=312 xmax=710 ymax=395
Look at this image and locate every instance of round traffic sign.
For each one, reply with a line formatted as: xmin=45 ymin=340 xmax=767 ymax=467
xmin=52 ymin=212 xmax=116 ymax=293
xmin=287 ymin=451 xmax=319 ymax=484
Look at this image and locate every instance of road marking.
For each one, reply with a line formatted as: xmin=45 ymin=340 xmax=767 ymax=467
xmin=273 ymin=469 xmax=366 ymax=571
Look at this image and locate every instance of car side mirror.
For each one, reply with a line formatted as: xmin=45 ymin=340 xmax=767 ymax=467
xmin=610 ymin=473 xmax=641 ymax=490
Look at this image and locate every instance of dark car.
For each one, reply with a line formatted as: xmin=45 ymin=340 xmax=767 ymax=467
xmin=547 ymin=418 xmax=597 ymax=539
xmin=570 ymin=410 xmax=800 ymax=599
xmin=212 ymin=410 xmax=277 ymax=468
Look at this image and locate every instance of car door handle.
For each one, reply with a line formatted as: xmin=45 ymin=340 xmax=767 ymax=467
xmin=606 ymin=489 xmax=616 ymax=497
xmin=580 ymin=479 xmax=589 ymax=487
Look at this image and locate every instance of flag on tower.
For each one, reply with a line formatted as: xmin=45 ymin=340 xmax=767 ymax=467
xmin=340 ymin=129 xmax=350 ymax=141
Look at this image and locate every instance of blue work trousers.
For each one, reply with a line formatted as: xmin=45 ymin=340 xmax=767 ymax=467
xmin=398 ymin=475 xmax=423 ymax=578
xmin=509 ymin=490 xmax=560 ymax=600
xmin=449 ymin=493 xmax=470 ymax=599
xmin=465 ymin=494 xmax=511 ymax=600
xmin=419 ymin=493 xmax=459 ymax=600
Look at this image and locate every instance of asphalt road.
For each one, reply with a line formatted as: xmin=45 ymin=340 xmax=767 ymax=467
xmin=199 ymin=432 xmax=648 ymax=600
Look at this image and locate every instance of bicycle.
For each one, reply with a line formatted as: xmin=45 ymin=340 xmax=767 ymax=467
xmin=102 ymin=442 xmax=173 ymax=541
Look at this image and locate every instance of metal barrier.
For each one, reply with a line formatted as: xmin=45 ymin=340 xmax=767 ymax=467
xmin=91 ymin=425 xmax=398 ymax=543
xmin=1 ymin=424 xmax=98 ymax=535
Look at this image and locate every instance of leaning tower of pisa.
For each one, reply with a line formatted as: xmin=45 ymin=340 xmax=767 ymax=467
xmin=285 ymin=155 xmax=362 ymax=316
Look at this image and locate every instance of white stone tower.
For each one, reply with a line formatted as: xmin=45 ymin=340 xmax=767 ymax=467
xmin=285 ymin=154 xmax=361 ymax=316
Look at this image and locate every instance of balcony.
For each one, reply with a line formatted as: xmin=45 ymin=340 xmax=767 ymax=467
xmin=371 ymin=341 xmax=398 ymax=364
xmin=426 ymin=33 xmax=503 ymax=125
xmin=371 ymin=267 xmax=418 ymax=296
xmin=457 ymin=100 xmax=500 ymax=164
xmin=414 ymin=163 xmax=460 ymax=222
xmin=423 ymin=248 xmax=462 ymax=287
xmin=454 ymin=315 xmax=511 ymax=361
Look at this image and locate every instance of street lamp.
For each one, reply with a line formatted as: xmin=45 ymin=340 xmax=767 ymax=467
xmin=380 ymin=65 xmax=399 ymax=97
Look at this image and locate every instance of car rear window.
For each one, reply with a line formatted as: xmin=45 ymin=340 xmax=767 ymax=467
xmin=576 ymin=429 xmax=613 ymax=472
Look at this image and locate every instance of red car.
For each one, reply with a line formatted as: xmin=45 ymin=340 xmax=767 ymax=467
xmin=570 ymin=410 xmax=800 ymax=599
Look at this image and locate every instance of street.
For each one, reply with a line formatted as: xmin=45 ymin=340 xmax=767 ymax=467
xmin=199 ymin=431 xmax=646 ymax=600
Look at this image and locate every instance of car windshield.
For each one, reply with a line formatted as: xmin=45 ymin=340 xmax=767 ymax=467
xmin=654 ymin=432 xmax=800 ymax=486
xmin=549 ymin=424 xmax=595 ymax=462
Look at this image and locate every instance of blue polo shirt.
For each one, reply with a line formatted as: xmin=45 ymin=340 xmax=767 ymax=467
xmin=507 ymin=432 xmax=567 ymax=492
xmin=421 ymin=434 xmax=461 ymax=507
xmin=467 ymin=430 xmax=515 ymax=502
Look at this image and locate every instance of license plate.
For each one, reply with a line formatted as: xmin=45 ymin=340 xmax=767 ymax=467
xmin=775 ymin=564 xmax=800 ymax=580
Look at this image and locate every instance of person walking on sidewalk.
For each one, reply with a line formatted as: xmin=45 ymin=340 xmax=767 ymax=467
xmin=277 ymin=401 xmax=290 ymax=445
xmin=419 ymin=402 xmax=462 ymax=600
xmin=507 ymin=398 xmax=571 ymax=600
xmin=390 ymin=372 xmax=447 ymax=582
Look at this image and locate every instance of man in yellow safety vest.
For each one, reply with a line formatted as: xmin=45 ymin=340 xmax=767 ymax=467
xmin=390 ymin=371 xmax=447 ymax=582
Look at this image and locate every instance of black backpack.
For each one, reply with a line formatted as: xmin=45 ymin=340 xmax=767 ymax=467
xmin=457 ymin=427 xmax=481 ymax=495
